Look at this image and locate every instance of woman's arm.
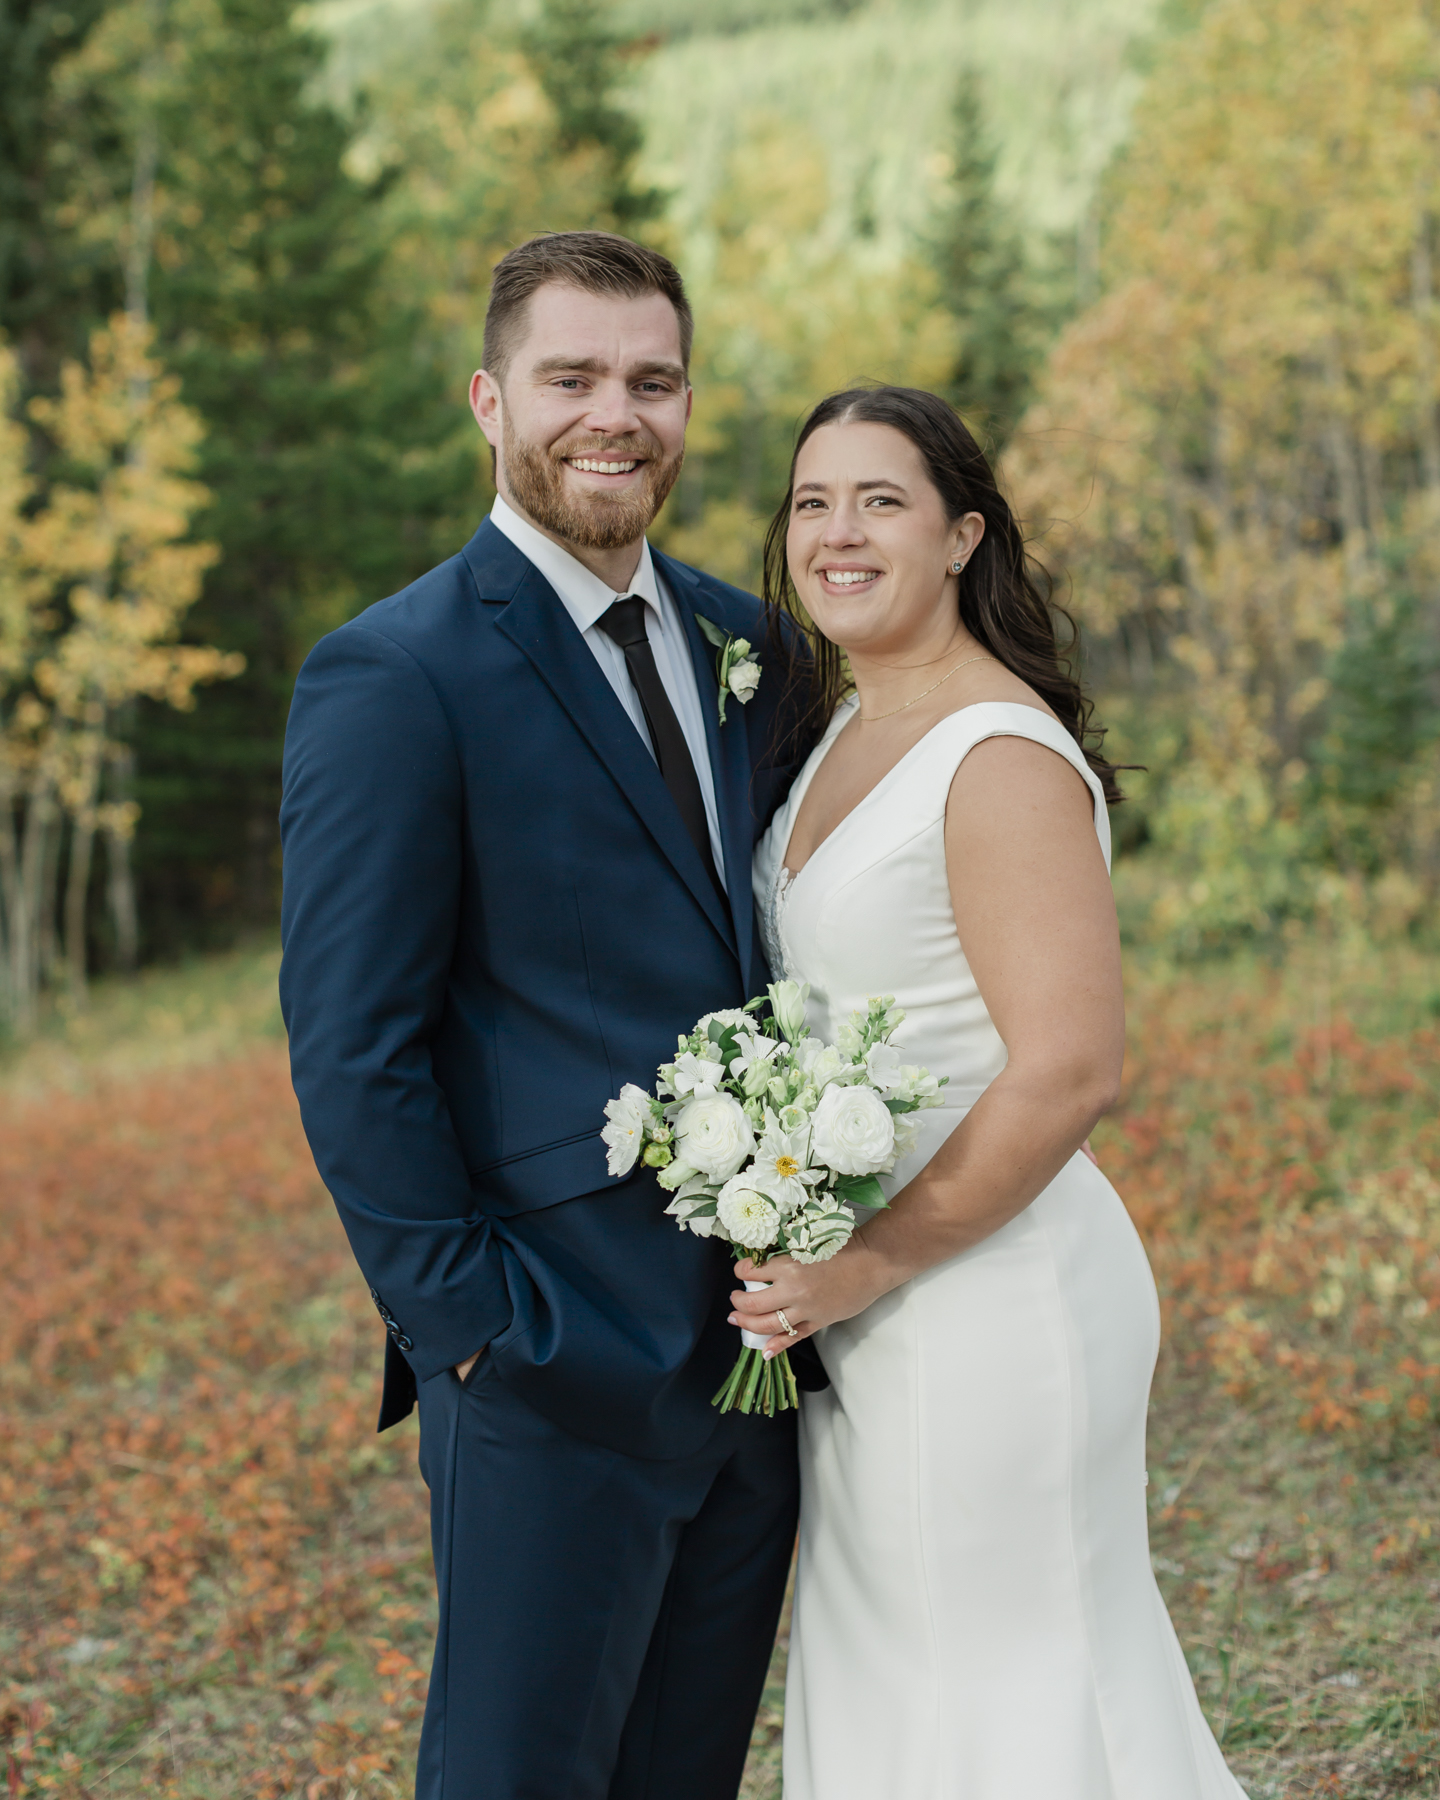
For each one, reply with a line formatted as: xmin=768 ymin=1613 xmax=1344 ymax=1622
xmin=730 ymin=734 xmax=1125 ymax=1352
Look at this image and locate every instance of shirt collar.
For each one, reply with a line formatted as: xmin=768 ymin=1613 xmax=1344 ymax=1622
xmin=490 ymin=493 xmax=662 ymax=633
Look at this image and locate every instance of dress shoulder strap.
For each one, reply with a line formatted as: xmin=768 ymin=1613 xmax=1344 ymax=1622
xmin=917 ymin=702 xmax=1112 ymax=872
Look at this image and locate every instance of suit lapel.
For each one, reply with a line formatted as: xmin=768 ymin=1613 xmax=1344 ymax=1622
xmin=465 ymin=525 xmax=738 ymax=955
xmin=660 ymin=554 xmax=758 ymax=984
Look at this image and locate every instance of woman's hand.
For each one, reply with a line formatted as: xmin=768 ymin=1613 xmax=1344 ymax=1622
xmin=729 ymin=1240 xmax=898 ymax=1359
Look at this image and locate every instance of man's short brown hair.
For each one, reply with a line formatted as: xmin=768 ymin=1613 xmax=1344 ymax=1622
xmin=482 ymin=231 xmax=694 ymax=385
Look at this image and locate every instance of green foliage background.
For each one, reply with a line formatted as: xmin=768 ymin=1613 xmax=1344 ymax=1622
xmin=2 ymin=0 xmax=1435 ymax=978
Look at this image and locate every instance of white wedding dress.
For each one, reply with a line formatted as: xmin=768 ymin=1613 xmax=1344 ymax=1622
xmin=754 ymin=699 xmax=1247 ymax=1800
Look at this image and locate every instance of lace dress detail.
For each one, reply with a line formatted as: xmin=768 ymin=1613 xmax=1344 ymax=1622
xmin=758 ymin=864 xmax=798 ymax=982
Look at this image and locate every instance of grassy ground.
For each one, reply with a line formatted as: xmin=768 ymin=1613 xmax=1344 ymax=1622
xmin=3 ymin=937 xmax=1438 ymax=1797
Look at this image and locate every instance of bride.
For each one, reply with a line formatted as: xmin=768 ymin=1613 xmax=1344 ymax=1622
xmin=732 ymin=387 xmax=1247 ymax=1799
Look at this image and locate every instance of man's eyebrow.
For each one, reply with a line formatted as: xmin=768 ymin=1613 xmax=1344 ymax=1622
xmin=528 ymin=355 xmax=687 ymax=383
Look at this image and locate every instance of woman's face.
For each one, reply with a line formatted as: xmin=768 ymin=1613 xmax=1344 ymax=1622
xmin=785 ymin=420 xmax=983 ymax=658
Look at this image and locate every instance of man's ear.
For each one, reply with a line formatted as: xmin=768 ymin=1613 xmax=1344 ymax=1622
xmin=471 ymin=369 xmax=503 ymax=450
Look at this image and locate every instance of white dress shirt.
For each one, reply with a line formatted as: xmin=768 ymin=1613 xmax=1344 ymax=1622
xmin=489 ymin=495 xmax=727 ymax=887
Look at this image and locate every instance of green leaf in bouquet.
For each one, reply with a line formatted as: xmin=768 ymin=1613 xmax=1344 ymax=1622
xmin=833 ymin=1174 xmax=887 ymax=1211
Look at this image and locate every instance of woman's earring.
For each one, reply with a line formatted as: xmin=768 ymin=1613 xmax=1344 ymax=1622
xmin=951 ymin=560 xmax=965 ymax=573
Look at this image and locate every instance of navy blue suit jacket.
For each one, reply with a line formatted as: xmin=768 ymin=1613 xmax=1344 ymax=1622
xmin=279 ymin=518 xmax=810 ymax=1458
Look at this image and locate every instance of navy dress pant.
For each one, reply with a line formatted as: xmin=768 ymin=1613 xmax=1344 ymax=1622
xmin=415 ymin=1356 xmax=798 ymax=1800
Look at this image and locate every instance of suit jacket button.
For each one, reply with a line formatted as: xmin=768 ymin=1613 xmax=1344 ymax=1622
xmin=397 ymin=1334 xmax=414 ymax=1351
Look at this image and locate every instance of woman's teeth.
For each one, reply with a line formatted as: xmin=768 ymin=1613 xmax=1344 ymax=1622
xmin=824 ymin=570 xmax=879 ymax=586
xmin=569 ymin=458 xmax=640 ymax=474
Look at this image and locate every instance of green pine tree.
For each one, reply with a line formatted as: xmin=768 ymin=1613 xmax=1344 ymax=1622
xmin=520 ymin=0 xmax=664 ymax=229
xmin=121 ymin=0 xmax=474 ymax=940
xmin=928 ymin=70 xmax=1045 ymax=447
xmin=0 ymin=0 xmax=117 ymax=387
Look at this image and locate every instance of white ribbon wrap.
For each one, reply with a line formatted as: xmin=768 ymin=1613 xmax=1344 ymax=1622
xmin=741 ymin=1278 xmax=773 ymax=1351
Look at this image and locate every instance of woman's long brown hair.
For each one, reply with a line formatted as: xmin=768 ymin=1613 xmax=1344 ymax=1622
xmin=762 ymin=385 xmax=1127 ymax=805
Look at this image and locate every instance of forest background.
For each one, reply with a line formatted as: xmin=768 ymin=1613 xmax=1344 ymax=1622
xmin=2 ymin=0 xmax=1437 ymax=1028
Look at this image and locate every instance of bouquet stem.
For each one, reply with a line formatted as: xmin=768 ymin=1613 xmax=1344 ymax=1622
xmin=712 ymin=1346 xmax=800 ymax=1415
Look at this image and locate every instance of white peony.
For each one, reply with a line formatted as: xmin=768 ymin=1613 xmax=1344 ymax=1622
xmin=716 ymin=1177 xmax=781 ymax=1250
xmin=601 ymin=1083 xmax=652 ymax=1177
xmin=810 ymin=1082 xmax=896 ymax=1176
xmin=727 ymin=658 xmax=762 ymax=703
xmin=673 ymin=1092 xmax=756 ymax=1181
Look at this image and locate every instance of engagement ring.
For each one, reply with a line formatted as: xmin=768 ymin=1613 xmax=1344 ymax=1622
xmin=776 ymin=1309 xmax=799 ymax=1337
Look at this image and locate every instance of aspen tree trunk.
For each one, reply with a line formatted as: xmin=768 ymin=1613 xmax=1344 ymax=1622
xmin=1412 ymin=212 xmax=1440 ymax=494
xmin=104 ymin=94 xmax=161 ymax=973
xmin=0 ymin=770 xmax=18 ymax=1028
xmin=65 ymin=722 xmax=106 ymax=1006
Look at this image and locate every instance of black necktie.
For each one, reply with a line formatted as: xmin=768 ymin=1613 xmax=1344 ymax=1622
xmin=598 ymin=596 xmax=725 ymax=899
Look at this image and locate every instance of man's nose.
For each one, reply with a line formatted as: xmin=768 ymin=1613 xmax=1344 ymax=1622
xmin=580 ymin=378 xmax=643 ymax=439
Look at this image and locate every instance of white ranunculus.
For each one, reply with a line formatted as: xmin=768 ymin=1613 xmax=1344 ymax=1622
xmin=767 ymin=980 xmax=810 ymax=1043
xmin=727 ymin=658 xmax=761 ymax=703
xmin=674 ymin=1093 xmax=756 ymax=1181
xmin=810 ymin=1082 xmax=896 ymax=1176
xmin=601 ymin=1083 xmax=652 ymax=1177
xmin=716 ymin=1177 xmax=781 ymax=1250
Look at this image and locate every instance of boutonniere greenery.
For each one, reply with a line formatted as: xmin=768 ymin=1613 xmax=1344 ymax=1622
xmin=695 ymin=614 xmax=762 ymax=726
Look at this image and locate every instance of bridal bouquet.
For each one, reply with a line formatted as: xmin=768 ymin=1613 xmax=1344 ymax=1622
xmin=601 ymin=981 xmax=947 ymax=1415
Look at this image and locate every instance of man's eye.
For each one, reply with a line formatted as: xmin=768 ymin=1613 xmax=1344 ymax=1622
xmin=555 ymin=378 xmax=583 ymax=390
xmin=636 ymin=382 xmax=666 ymax=394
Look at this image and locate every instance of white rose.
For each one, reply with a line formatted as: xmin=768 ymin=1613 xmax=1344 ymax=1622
xmin=601 ymin=1083 xmax=652 ymax=1177
xmin=809 ymin=1083 xmax=896 ymax=1176
xmin=716 ymin=1177 xmax=781 ymax=1250
xmin=673 ymin=1093 xmax=756 ymax=1181
xmin=727 ymin=658 xmax=761 ymax=703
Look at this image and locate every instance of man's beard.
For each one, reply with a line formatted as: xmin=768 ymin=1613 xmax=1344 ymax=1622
xmin=502 ymin=416 xmax=684 ymax=551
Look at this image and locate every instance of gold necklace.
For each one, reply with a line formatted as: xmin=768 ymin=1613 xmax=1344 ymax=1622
xmin=859 ymin=655 xmax=997 ymax=723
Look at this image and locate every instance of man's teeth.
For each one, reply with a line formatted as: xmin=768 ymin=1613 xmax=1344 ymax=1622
xmin=825 ymin=570 xmax=879 ymax=585
xmin=570 ymin=458 xmax=639 ymax=474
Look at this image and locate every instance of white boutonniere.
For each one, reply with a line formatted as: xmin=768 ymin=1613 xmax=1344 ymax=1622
xmin=695 ymin=614 xmax=762 ymax=726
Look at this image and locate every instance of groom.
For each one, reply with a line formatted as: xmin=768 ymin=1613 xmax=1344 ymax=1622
xmin=279 ymin=232 xmax=809 ymax=1800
